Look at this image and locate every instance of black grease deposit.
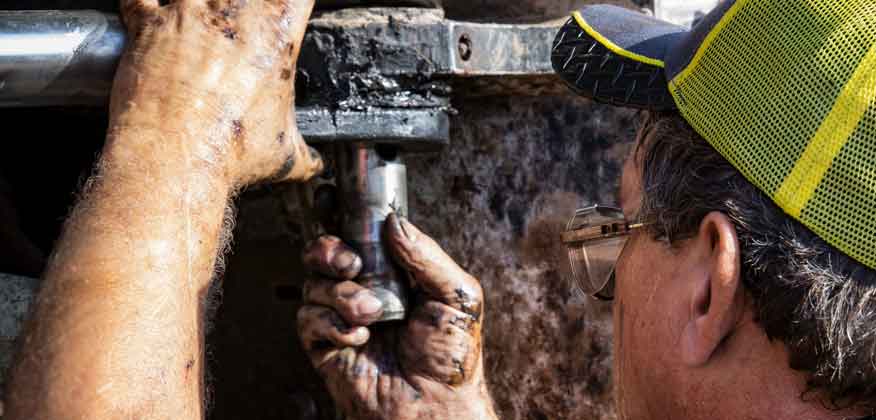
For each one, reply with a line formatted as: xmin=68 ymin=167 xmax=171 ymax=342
xmin=296 ymin=10 xmax=451 ymax=114
xmin=453 ymin=287 xmax=481 ymax=320
xmin=267 ymin=153 xmax=297 ymax=182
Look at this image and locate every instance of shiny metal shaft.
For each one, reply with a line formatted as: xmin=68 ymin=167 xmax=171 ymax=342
xmin=0 ymin=10 xmax=125 ymax=107
xmin=336 ymin=144 xmax=409 ymax=321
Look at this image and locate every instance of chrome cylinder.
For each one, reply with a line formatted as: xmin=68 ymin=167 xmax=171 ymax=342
xmin=335 ymin=143 xmax=409 ymax=321
xmin=0 ymin=11 xmax=125 ymax=107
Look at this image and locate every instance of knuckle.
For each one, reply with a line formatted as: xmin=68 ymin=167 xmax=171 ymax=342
xmin=333 ymin=297 xmax=354 ymax=315
xmin=464 ymin=276 xmax=484 ymax=302
xmin=332 ymin=281 xmax=362 ymax=301
xmin=329 ymin=288 xmax=347 ymax=310
xmin=451 ymin=283 xmax=484 ymax=320
xmin=316 ymin=235 xmax=341 ymax=251
xmin=397 ymin=243 xmax=425 ymax=271
xmin=329 ymin=282 xmax=346 ymax=301
xmin=303 ymin=238 xmax=337 ymax=268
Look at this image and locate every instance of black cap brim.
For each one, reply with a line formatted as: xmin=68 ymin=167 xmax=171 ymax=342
xmin=551 ymin=5 xmax=686 ymax=110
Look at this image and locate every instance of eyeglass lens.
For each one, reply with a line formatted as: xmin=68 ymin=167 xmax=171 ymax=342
xmin=568 ymin=234 xmax=626 ymax=297
xmin=564 ymin=206 xmax=628 ymax=299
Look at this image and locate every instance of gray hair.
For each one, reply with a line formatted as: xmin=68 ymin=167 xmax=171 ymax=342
xmin=635 ymin=111 xmax=876 ymax=410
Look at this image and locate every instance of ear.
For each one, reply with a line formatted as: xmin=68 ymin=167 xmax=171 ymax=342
xmin=680 ymin=212 xmax=745 ymax=367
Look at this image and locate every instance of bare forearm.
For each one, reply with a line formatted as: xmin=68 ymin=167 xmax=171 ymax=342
xmin=6 ymin=0 xmax=321 ymax=416
xmin=5 ymin=128 xmax=231 ymax=419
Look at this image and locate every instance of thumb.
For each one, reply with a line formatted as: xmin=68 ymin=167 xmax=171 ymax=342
xmin=119 ymin=0 xmax=159 ymax=31
xmin=384 ymin=213 xmax=484 ymax=319
xmin=272 ymin=131 xmax=325 ymax=183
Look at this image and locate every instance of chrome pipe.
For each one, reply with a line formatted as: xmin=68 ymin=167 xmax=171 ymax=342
xmin=336 ymin=143 xmax=409 ymax=321
xmin=0 ymin=10 xmax=125 ymax=107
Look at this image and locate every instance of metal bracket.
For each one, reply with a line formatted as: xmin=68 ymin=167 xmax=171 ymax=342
xmin=0 ymin=8 xmax=562 ymax=148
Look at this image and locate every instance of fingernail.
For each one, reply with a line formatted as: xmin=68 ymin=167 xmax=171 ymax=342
xmin=357 ymin=293 xmax=383 ymax=315
xmin=330 ymin=249 xmax=359 ymax=277
xmin=351 ymin=327 xmax=370 ymax=346
xmin=309 ymin=146 xmax=325 ymax=172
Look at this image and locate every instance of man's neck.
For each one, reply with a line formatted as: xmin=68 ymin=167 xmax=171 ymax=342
xmin=687 ymin=321 xmax=870 ymax=420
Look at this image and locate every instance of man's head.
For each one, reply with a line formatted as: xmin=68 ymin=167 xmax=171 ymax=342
xmin=552 ymin=2 xmax=876 ymax=418
xmin=610 ymin=111 xmax=876 ymax=419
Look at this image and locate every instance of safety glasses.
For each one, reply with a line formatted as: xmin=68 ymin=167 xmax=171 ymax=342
xmin=561 ymin=205 xmax=645 ymax=301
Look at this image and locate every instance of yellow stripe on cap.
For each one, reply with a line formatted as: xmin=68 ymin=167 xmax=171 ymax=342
xmin=571 ymin=11 xmax=665 ymax=68
xmin=774 ymin=41 xmax=876 ymax=217
xmin=670 ymin=0 xmax=749 ymax=87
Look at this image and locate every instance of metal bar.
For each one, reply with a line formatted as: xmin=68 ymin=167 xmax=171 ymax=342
xmin=297 ymin=107 xmax=449 ymax=149
xmin=0 ymin=10 xmax=124 ymax=107
xmin=446 ymin=20 xmax=557 ymax=76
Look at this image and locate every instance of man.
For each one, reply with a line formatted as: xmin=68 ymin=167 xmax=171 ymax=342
xmin=5 ymin=2 xmax=876 ymax=420
xmin=296 ymin=1 xmax=876 ymax=419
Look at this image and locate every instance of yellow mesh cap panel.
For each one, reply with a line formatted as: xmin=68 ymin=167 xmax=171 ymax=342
xmin=669 ymin=0 xmax=876 ymax=269
xmin=803 ymin=99 xmax=876 ymax=269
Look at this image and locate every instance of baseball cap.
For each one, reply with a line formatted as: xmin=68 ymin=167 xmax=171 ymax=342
xmin=552 ymin=0 xmax=876 ymax=270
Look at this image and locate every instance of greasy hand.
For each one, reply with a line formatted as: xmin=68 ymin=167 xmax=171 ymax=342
xmin=112 ymin=0 xmax=322 ymax=187
xmin=297 ymin=214 xmax=497 ymax=420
